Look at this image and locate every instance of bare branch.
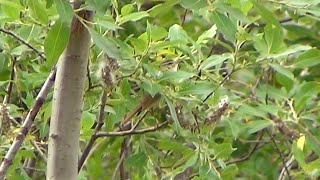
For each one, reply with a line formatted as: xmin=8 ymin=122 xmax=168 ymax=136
xmin=96 ymin=120 xmax=169 ymax=138
xmin=278 ymin=154 xmax=295 ymax=180
xmin=0 ymin=27 xmax=46 ymax=60
xmin=30 ymin=140 xmax=47 ymax=163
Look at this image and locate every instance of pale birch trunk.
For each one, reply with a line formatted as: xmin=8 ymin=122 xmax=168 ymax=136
xmin=46 ymin=2 xmax=93 ymax=179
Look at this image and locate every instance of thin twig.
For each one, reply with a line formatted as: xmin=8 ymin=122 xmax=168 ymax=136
xmin=119 ymin=137 xmax=131 ymax=179
xmin=3 ymin=57 xmax=16 ymax=104
xmin=22 ymin=167 xmax=45 ymax=172
xmin=130 ymin=112 xmax=148 ymax=131
xmin=112 ymin=138 xmax=132 ymax=180
xmin=278 ymin=154 xmax=295 ymax=180
xmin=0 ymin=27 xmax=45 ymax=60
xmin=202 ymin=67 xmax=236 ymax=102
xmin=181 ymin=10 xmax=188 ymax=26
xmin=95 ymin=121 xmax=169 ymax=138
xmin=78 ymin=90 xmax=108 ymax=172
xmin=30 ymin=140 xmax=47 ymax=163
xmin=266 ymin=129 xmax=291 ymax=180
xmin=86 ymin=58 xmax=93 ymax=91
xmin=223 ymin=131 xmax=264 ymax=167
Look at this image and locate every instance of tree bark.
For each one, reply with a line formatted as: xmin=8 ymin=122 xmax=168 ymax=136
xmin=46 ymin=2 xmax=93 ymax=180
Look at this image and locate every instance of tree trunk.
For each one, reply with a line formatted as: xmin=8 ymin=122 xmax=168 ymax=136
xmin=46 ymin=2 xmax=93 ymax=180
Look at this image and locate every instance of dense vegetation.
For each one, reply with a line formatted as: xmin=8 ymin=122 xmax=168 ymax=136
xmin=1 ymin=0 xmax=320 ymax=179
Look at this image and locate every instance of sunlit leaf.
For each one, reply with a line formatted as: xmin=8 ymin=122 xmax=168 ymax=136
xmin=211 ymin=10 xmax=237 ymax=42
xmin=141 ymin=80 xmax=162 ymax=97
xmin=264 ymin=24 xmax=284 ymax=53
xmin=297 ymin=134 xmax=305 ymax=150
xmin=54 ymin=0 xmax=74 ymax=25
xmin=200 ymin=54 xmax=232 ymax=70
xmin=294 ymin=49 xmax=320 ymax=68
xmin=0 ymin=0 xmax=23 ymax=20
xmin=292 ymin=141 xmax=306 ymax=166
xmin=119 ymin=11 xmax=149 ymax=24
xmin=87 ymin=27 xmax=121 ymax=60
xmin=269 ymin=63 xmax=294 ymax=80
xmin=0 ymin=54 xmax=10 ymax=81
xmin=44 ymin=19 xmax=70 ymax=68
xmin=180 ymin=0 xmax=207 ymax=10
xmin=27 ymin=0 xmax=48 ymax=24
xmin=246 ymin=120 xmax=272 ymax=134
xmin=81 ymin=111 xmax=95 ymax=130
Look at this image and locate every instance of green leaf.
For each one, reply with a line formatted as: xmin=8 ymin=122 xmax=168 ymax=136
xmin=246 ymin=120 xmax=272 ymax=134
xmin=149 ymin=0 xmax=180 ymax=17
xmin=168 ymin=24 xmax=191 ymax=44
xmin=121 ymin=4 xmax=134 ymax=16
xmin=0 ymin=54 xmax=10 ymax=81
xmin=200 ymin=54 xmax=232 ymax=70
xmin=225 ymin=0 xmax=253 ymax=15
xmin=44 ymin=19 xmax=70 ymax=68
xmin=199 ymin=165 xmax=219 ymax=178
xmin=292 ymin=141 xmax=306 ymax=166
xmin=86 ymin=0 xmax=111 ymax=14
xmin=125 ymin=152 xmax=148 ymax=168
xmin=269 ymin=63 xmax=294 ymax=80
xmin=0 ymin=0 xmax=23 ymax=20
xmin=180 ymin=0 xmax=207 ymax=10
xmin=164 ymin=95 xmax=181 ymax=130
xmin=141 ymin=80 xmax=162 ymax=97
xmin=87 ymin=28 xmax=121 ymax=60
xmin=251 ymin=1 xmax=281 ymax=27
xmin=258 ymin=44 xmax=311 ymax=61
xmin=284 ymin=24 xmax=316 ymax=38
xmin=238 ymin=104 xmax=267 ymax=118
xmin=81 ymin=111 xmax=95 ymax=130
xmin=211 ymin=143 xmax=236 ymax=159
xmin=130 ymin=38 xmax=147 ymax=54
xmin=178 ymin=81 xmax=216 ymax=96
xmin=253 ymin=33 xmax=268 ymax=53
xmin=98 ymin=20 xmax=122 ymax=31
xmin=303 ymin=159 xmax=320 ymax=177
xmin=294 ymin=82 xmax=319 ymax=112
xmin=120 ymin=79 xmax=131 ymax=97
xmin=211 ymin=10 xmax=237 ymax=42
xmin=151 ymin=40 xmax=186 ymax=51
xmin=158 ymin=140 xmax=192 ymax=154
xmin=264 ymin=24 xmax=284 ymax=53
xmin=294 ymin=49 xmax=320 ymax=68
xmin=226 ymin=119 xmax=241 ymax=138
xmin=27 ymin=0 xmax=48 ymax=24
xmin=306 ymin=136 xmax=320 ymax=156
xmin=142 ymin=63 xmax=163 ymax=78
xmin=196 ymin=25 xmax=217 ymax=44
xmin=119 ymin=11 xmax=149 ymax=24
xmin=140 ymin=25 xmax=167 ymax=42
xmin=160 ymin=71 xmax=195 ymax=83
xmin=54 ymin=0 xmax=74 ymax=25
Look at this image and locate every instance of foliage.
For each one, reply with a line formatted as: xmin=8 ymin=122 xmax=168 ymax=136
xmin=1 ymin=0 xmax=320 ymax=179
